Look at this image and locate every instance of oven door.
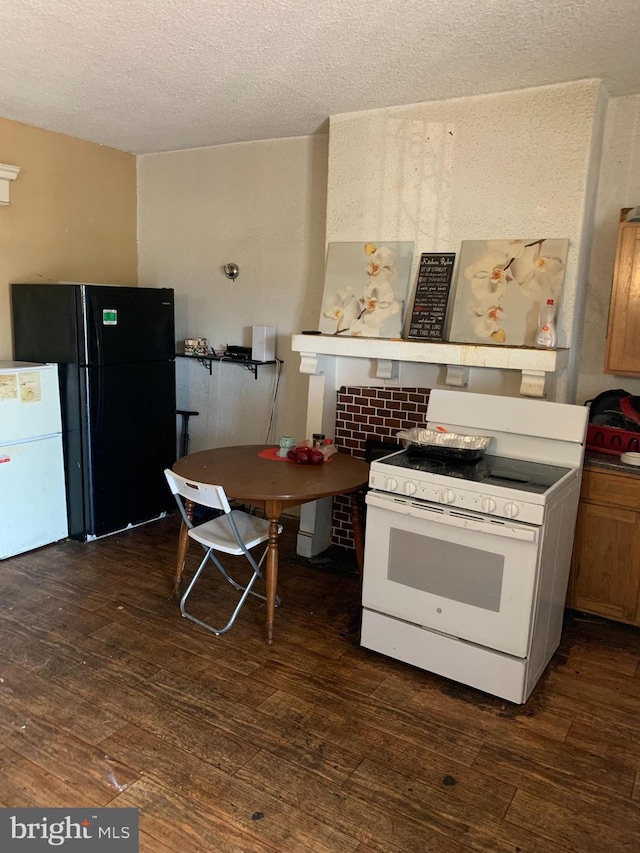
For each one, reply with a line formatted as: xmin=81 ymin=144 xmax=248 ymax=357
xmin=362 ymin=491 xmax=541 ymax=657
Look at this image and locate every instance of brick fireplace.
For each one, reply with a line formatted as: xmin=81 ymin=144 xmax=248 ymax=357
xmin=331 ymin=386 xmax=431 ymax=548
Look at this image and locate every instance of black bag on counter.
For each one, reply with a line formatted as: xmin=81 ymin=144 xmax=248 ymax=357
xmin=585 ymin=388 xmax=640 ymax=432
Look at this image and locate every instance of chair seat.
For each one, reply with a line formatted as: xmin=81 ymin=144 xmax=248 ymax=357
xmin=188 ymin=510 xmax=280 ymax=554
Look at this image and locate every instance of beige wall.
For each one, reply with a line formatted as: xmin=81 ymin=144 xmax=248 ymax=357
xmin=0 ymin=117 xmax=137 ymax=360
xmin=138 ymin=135 xmax=328 ymax=452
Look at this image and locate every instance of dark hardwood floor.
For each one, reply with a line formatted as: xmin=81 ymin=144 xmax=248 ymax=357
xmin=0 ymin=513 xmax=638 ymax=852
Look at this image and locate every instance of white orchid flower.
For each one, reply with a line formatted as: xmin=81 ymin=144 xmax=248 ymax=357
xmin=530 ymin=255 xmax=565 ymax=296
xmin=349 ymin=305 xmax=397 ymax=336
xmin=365 ymin=246 xmax=398 ymax=282
xmin=486 ymin=239 xmax=526 ymax=259
xmin=464 ymin=250 xmax=509 ymax=301
xmin=347 ymin=279 xmax=400 ymax=337
xmin=363 ymin=279 xmax=397 ymax=311
xmin=467 ymin=299 xmax=505 ymax=340
xmin=323 ymin=286 xmax=360 ymax=332
xmin=510 ymin=245 xmax=565 ymax=296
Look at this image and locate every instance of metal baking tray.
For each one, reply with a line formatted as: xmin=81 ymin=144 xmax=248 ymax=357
xmin=396 ymin=428 xmax=494 ymax=462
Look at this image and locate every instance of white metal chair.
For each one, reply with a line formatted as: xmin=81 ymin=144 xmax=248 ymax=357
xmin=164 ymin=469 xmax=282 ymax=635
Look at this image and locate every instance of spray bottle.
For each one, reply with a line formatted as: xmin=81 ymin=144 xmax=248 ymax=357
xmin=535 ymin=299 xmax=557 ymax=349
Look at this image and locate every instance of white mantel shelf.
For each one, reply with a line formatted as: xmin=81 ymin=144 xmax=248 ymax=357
xmin=291 ymin=334 xmax=570 ymax=397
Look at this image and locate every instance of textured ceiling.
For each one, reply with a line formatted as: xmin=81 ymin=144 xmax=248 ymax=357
xmin=1 ymin=0 xmax=639 ymax=154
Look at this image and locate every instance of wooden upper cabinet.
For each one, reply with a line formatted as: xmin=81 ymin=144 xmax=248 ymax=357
xmin=605 ymin=210 xmax=640 ymax=375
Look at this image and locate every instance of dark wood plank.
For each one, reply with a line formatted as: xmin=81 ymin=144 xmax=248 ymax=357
xmin=140 ymin=666 xmax=364 ymax=784
xmin=138 ymin=831 xmax=180 ymax=853
xmin=506 ymin=787 xmax=640 ymax=852
xmin=258 ymin=689 xmax=516 ymax=819
xmin=0 ymin=660 xmax=123 ymax=744
xmin=252 ymin=659 xmax=484 ymax=766
xmin=236 ymin=748 xmax=477 ymax=853
xmin=99 ymin=723 xmax=359 ymax=853
xmin=344 ymin=756 xmax=574 ymax=853
xmin=114 ymin=775 xmax=311 ymax=853
xmin=0 ymin=747 xmax=93 ymax=807
xmin=1 ymin=715 xmax=139 ymax=805
xmin=0 ymin=610 xmax=161 ymax=685
xmin=89 ymin=620 xmax=275 ymax=708
xmin=49 ymin=663 xmax=261 ymax=775
xmin=474 ymin=741 xmax=637 ymax=812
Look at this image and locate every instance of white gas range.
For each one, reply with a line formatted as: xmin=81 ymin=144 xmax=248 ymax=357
xmin=361 ymin=389 xmax=589 ymax=704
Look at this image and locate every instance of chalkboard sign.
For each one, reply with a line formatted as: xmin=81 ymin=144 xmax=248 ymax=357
xmin=407 ymin=253 xmax=456 ymax=340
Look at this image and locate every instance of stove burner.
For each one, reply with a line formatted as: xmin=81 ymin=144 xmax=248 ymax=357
xmin=410 ymin=457 xmax=446 ymax=471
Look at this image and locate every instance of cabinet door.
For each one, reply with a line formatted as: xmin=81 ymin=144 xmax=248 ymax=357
xmin=568 ymin=500 xmax=640 ymax=624
xmin=605 ymin=223 xmax=640 ymax=375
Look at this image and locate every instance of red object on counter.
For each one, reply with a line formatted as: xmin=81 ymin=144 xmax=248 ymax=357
xmin=586 ymin=423 xmax=640 ymax=456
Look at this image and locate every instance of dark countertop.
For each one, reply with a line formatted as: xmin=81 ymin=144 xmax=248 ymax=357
xmin=584 ymin=450 xmax=640 ymax=475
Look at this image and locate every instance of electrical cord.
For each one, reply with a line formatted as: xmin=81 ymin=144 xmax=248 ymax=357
xmin=265 ymin=358 xmax=284 ymax=444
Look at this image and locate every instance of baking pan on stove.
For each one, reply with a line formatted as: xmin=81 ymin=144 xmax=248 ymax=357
xmin=396 ymin=428 xmax=494 ymax=462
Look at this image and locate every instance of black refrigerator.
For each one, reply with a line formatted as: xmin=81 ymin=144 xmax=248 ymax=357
xmin=11 ymin=283 xmax=177 ymax=541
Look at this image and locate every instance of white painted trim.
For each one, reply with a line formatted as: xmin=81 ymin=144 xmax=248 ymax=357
xmin=0 ymin=163 xmax=20 ymax=205
xmin=291 ymin=334 xmax=569 ymax=398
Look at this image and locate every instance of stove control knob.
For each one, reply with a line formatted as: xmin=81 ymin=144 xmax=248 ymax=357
xmin=386 ymin=478 xmax=398 ymax=492
xmin=404 ymin=482 xmax=417 ymax=496
xmin=481 ymin=497 xmax=496 ymax=513
xmin=504 ymin=502 xmax=519 ymax=518
xmin=439 ymin=488 xmax=456 ymax=505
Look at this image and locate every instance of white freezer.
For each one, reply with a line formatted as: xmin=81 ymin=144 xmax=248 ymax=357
xmin=0 ymin=362 xmax=68 ymax=558
xmin=0 ymin=361 xmax=62 ymax=442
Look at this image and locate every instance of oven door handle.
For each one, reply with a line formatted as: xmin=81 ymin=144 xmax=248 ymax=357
xmin=428 ymin=509 xmax=537 ymax=541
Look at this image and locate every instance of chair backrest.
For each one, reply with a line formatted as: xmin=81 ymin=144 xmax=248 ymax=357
xmin=164 ymin=469 xmax=231 ymax=517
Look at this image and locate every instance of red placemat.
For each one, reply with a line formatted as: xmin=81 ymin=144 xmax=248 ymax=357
xmin=258 ymin=447 xmax=290 ymax=461
xmin=258 ymin=446 xmax=334 ymax=463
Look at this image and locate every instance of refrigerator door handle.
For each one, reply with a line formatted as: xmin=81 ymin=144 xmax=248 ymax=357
xmin=90 ymin=294 xmax=104 ymax=366
xmin=88 ymin=294 xmax=105 ymax=428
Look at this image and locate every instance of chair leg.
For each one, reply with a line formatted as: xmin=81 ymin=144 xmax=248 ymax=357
xmin=179 ymin=546 xmax=280 ymax=635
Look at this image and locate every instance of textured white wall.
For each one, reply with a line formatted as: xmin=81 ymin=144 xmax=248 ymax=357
xmin=578 ymin=94 xmax=640 ymax=405
xmin=326 ymin=80 xmax=606 ymax=401
xmin=138 ymin=135 xmax=328 ymax=452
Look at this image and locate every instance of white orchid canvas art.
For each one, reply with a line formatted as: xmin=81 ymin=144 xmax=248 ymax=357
xmin=447 ymin=238 xmax=569 ymax=347
xmin=318 ymin=241 xmax=414 ymax=338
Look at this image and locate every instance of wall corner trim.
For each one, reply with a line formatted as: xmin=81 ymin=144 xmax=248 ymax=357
xmin=0 ymin=163 xmax=21 ymax=205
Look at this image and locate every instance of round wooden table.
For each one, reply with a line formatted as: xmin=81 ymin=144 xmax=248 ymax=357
xmin=172 ymin=445 xmax=370 ymax=644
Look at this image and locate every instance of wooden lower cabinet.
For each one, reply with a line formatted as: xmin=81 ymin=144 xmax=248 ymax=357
xmin=567 ymin=467 xmax=640 ymax=626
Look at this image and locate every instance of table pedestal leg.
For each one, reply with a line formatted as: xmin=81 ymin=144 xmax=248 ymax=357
xmin=266 ymin=516 xmax=280 ymax=645
xmin=174 ymin=499 xmax=194 ymax=595
xmin=351 ymin=490 xmax=364 ymax=575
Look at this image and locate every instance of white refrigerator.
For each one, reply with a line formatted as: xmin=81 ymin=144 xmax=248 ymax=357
xmin=0 ymin=361 xmax=68 ymax=558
